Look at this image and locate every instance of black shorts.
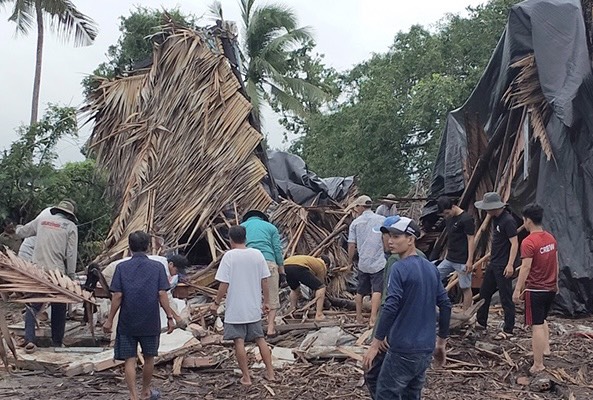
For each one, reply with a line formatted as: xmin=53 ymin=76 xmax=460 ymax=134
xmin=525 ymin=291 xmax=555 ymax=326
xmin=114 ymin=333 xmax=160 ymax=360
xmin=285 ymin=265 xmax=324 ymax=291
xmin=357 ymin=270 xmax=384 ymax=295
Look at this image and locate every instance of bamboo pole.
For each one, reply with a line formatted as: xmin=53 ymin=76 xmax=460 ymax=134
xmin=445 ymin=225 xmax=525 ymax=291
xmin=310 ymin=225 xmax=348 ymax=257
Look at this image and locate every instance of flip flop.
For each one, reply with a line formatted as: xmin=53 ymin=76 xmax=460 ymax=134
xmin=493 ymin=331 xmax=513 ymax=340
xmin=141 ymin=389 xmax=161 ymax=400
xmin=265 ymin=331 xmax=278 ymax=339
xmin=24 ymin=343 xmax=37 ymax=354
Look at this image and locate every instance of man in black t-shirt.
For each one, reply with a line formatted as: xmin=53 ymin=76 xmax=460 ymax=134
xmin=437 ymin=196 xmax=476 ymax=311
xmin=475 ymin=192 xmax=518 ymax=339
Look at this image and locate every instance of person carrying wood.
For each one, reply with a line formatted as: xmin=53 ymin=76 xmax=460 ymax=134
xmin=347 ymin=195 xmax=386 ymax=327
xmin=475 ymin=192 xmax=519 ymax=339
xmin=103 ymin=231 xmax=176 ymax=400
xmin=210 ymin=225 xmax=275 ymax=385
xmin=513 ymin=203 xmax=559 ymax=374
xmin=16 ymin=200 xmax=78 ymax=352
xmin=284 ymin=254 xmax=331 ymax=320
xmin=241 ymin=209 xmax=284 ymax=338
xmin=436 ymin=196 xmax=476 ymax=311
xmin=363 ymin=217 xmax=451 ymax=400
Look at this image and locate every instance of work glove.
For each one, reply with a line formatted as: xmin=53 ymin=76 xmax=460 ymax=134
xmin=279 ymin=273 xmax=288 ymax=288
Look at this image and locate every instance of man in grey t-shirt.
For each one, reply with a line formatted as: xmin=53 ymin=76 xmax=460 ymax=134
xmin=348 ymin=195 xmax=385 ymax=327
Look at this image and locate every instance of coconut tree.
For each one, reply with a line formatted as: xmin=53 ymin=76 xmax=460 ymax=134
xmin=1 ymin=0 xmax=98 ymax=124
xmin=210 ymin=0 xmax=326 ymax=124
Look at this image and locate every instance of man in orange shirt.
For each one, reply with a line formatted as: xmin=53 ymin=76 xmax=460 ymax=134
xmin=284 ymin=255 xmax=330 ymax=320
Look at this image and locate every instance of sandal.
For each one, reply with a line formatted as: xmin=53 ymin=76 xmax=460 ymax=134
xmin=141 ymin=389 xmax=161 ymax=400
xmin=493 ymin=331 xmax=513 ymax=340
xmin=24 ymin=343 xmax=37 ymax=354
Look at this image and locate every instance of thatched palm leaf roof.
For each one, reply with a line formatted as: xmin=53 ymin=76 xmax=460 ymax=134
xmin=0 ymin=250 xmax=95 ymax=304
xmin=85 ymin=25 xmax=272 ymax=262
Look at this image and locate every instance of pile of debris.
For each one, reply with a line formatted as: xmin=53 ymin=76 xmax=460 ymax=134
xmin=2 ymin=300 xmax=593 ymax=399
xmin=83 ymin=21 xmax=273 ymax=266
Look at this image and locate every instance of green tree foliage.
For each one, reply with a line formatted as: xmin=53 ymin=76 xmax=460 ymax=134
xmin=294 ymin=0 xmax=520 ymax=197
xmin=0 ymin=105 xmax=112 ymax=266
xmin=82 ymin=7 xmax=195 ymax=95
xmin=211 ymin=0 xmax=328 ymax=124
xmin=269 ymin=41 xmax=341 ymax=141
xmin=0 ymin=0 xmax=97 ymax=124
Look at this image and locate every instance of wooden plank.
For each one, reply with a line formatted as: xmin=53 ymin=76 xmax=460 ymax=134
xmin=181 ymin=351 xmax=230 ymax=368
xmin=154 ymin=338 xmax=200 ymax=366
xmin=336 ymin=346 xmax=364 ymax=362
xmin=271 ymin=321 xmax=366 ymax=333
xmin=191 ymin=270 xmax=217 ymax=288
xmin=172 ymin=356 xmax=184 ymax=376
xmin=64 ymin=330 xmax=199 ymax=376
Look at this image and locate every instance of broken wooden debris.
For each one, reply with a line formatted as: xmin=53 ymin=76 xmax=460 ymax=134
xmin=181 ymin=350 xmax=230 ymax=369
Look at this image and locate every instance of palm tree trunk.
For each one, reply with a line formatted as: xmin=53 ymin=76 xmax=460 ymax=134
xmin=30 ymin=1 xmax=44 ymax=125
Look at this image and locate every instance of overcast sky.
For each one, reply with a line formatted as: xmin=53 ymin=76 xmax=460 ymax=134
xmin=0 ymin=0 xmax=485 ymax=164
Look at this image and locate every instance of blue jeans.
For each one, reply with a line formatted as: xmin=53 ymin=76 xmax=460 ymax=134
xmin=376 ymin=351 xmax=433 ymax=400
xmin=364 ymin=351 xmax=386 ymax=399
xmin=25 ymin=303 xmax=67 ymax=346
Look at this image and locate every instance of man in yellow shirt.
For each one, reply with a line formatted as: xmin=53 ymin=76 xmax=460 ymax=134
xmin=284 ymin=255 xmax=330 ymax=320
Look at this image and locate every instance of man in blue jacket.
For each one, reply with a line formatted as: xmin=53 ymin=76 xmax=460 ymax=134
xmin=241 ymin=210 xmax=284 ymax=337
xmin=363 ymin=217 xmax=452 ymax=400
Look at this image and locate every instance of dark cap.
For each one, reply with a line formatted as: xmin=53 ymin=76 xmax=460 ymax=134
xmin=242 ymin=209 xmax=269 ymax=223
xmin=167 ymin=254 xmax=190 ymax=273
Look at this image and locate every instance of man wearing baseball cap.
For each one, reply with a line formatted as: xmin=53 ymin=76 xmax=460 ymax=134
xmin=364 ymin=215 xmax=428 ymax=399
xmin=347 ymin=195 xmax=386 ymax=326
xmin=474 ymin=192 xmax=518 ymax=339
xmin=363 ymin=216 xmax=451 ymax=400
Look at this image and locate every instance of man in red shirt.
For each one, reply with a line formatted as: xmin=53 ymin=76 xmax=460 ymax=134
xmin=513 ymin=203 xmax=559 ymax=374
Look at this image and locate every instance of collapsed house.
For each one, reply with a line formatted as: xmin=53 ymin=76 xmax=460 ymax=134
xmin=83 ymin=22 xmax=357 ymax=297
xmin=422 ymin=0 xmax=593 ymax=315
xmin=84 ymin=22 xmax=272 ymax=265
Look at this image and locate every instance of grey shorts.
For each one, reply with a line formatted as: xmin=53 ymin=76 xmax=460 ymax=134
xmin=438 ymin=259 xmax=472 ymax=289
xmin=223 ymin=321 xmax=264 ymax=342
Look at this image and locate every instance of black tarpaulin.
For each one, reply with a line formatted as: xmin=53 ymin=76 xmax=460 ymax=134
xmin=267 ymin=151 xmax=355 ymax=206
xmin=426 ymin=0 xmax=593 ymax=315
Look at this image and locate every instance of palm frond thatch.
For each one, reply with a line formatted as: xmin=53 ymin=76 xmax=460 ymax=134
xmin=503 ymin=53 xmax=555 ymax=162
xmin=0 ymin=249 xmax=94 ymax=304
xmin=84 ymin=24 xmax=272 ymax=262
xmin=270 ymin=200 xmax=353 ymax=297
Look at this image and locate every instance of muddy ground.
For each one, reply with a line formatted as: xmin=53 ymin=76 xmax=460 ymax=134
xmin=1 ymin=302 xmax=592 ymax=400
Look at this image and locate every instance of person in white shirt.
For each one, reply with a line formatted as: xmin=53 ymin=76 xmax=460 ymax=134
xmin=211 ymin=225 xmax=275 ymax=385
